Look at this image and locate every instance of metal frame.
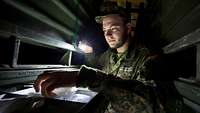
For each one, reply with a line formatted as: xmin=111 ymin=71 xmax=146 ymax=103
xmin=197 ymin=43 xmax=200 ymax=81
xmin=0 ymin=67 xmax=79 ymax=86
xmin=0 ymin=23 xmax=79 ymax=52
xmin=183 ymin=98 xmax=200 ymax=112
xmin=163 ymin=28 xmax=200 ymax=80
xmin=163 ymin=27 xmax=200 ymax=112
xmin=11 ymin=37 xmax=20 ymax=67
xmin=3 ymin=0 xmax=75 ymax=37
xmin=163 ymin=28 xmax=200 ymax=54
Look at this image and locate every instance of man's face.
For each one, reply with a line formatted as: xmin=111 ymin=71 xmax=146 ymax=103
xmin=102 ymin=14 xmax=128 ymax=49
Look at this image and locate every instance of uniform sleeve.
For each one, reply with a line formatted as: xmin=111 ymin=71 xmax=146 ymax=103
xmin=84 ymin=53 xmax=98 ymax=67
xmin=76 ymin=65 xmax=154 ymax=92
xmin=102 ymin=64 xmax=166 ymax=113
xmin=76 ymin=65 xmax=165 ymax=113
xmin=84 ymin=50 xmax=110 ymax=69
xmin=76 ymin=65 xmax=121 ymax=88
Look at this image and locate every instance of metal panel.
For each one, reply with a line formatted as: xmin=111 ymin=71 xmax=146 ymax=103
xmin=174 ymin=79 xmax=200 ymax=105
xmin=183 ymin=98 xmax=200 ymax=112
xmin=0 ymin=67 xmax=79 ymax=86
xmin=160 ymin=0 xmax=200 ymax=40
xmin=0 ymin=23 xmax=79 ymax=52
xmin=3 ymin=0 xmax=75 ymax=37
xmin=52 ymin=0 xmax=83 ymax=25
xmin=164 ymin=4 xmax=200 ymax=43
xmin=163 ymin=28 xmax=200 ymax=54
xmin=29 ymin=0 xmax=82 ymax=31
xmin=0 ymin=76 xmax=37 ymax=86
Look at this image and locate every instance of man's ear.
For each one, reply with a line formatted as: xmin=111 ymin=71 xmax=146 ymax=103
xmin=126 ymin=23 xmax=135 ymax=38
xmin=126 ymin=23 xmax=133 ymax=34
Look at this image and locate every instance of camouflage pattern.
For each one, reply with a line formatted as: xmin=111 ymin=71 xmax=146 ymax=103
xmin=81 ymin=47 xmax=166 ymax=113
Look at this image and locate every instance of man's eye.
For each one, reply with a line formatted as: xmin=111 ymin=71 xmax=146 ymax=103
xmin=111 ymin=28 xmax=119 ymax=32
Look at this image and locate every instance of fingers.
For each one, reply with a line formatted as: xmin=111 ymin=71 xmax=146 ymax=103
xmin=40 ymin=75 xmax=71 ymax=97
xmin=34 ymin=72 xmax=51 ymax=92
xmin=41 ymin=77 xmax=57 ymax=97
xmin=34 ymin=71 xmax=79 ymax=97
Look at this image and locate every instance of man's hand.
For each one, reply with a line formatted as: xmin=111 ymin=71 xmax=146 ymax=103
xmin=34 ymin=71 xmax=78 ymax=97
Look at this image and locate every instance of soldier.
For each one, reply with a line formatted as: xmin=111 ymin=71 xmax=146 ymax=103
xmin=34 ymin=1 xmax=166 ymax=113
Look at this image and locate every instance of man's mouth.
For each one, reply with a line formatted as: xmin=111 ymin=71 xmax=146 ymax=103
xmin=108 ymin=41 xmax=116 ymax=46
xmin=108 ymin=40 xmax=115 ymax=43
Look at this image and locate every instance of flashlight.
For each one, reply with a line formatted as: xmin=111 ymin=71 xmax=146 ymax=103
xmin=78 ymin=41 xmax=93 ymax=53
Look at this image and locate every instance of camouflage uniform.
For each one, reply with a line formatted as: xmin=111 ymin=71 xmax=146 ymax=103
xmin=77 ymin=47 xmax=166 ymax=113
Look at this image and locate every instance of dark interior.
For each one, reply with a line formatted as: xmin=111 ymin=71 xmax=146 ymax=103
xmin=0 ymin=0 xmax=200 ymax=113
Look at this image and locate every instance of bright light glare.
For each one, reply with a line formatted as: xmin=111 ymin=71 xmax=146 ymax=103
xmin=78 ymin=41 xmax=93 ymax=53
xmin=78 ymin=43 xmax=88 ymax=51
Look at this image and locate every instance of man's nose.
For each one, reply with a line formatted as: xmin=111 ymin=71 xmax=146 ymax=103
xmin=105 ymin=30 xmax=112 ymax=36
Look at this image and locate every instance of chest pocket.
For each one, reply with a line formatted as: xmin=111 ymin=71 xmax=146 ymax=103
xmin=118 ymin=54 xmax=147 ymax=80
xmin=118 ymin=65 xmax=133 ymax=79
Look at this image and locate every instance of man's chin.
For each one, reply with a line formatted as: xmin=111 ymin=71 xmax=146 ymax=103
xmin=109 ymin=43 xmax=122 ymax=49
xmin=109 ymin=45 xmax=117 ymax=49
